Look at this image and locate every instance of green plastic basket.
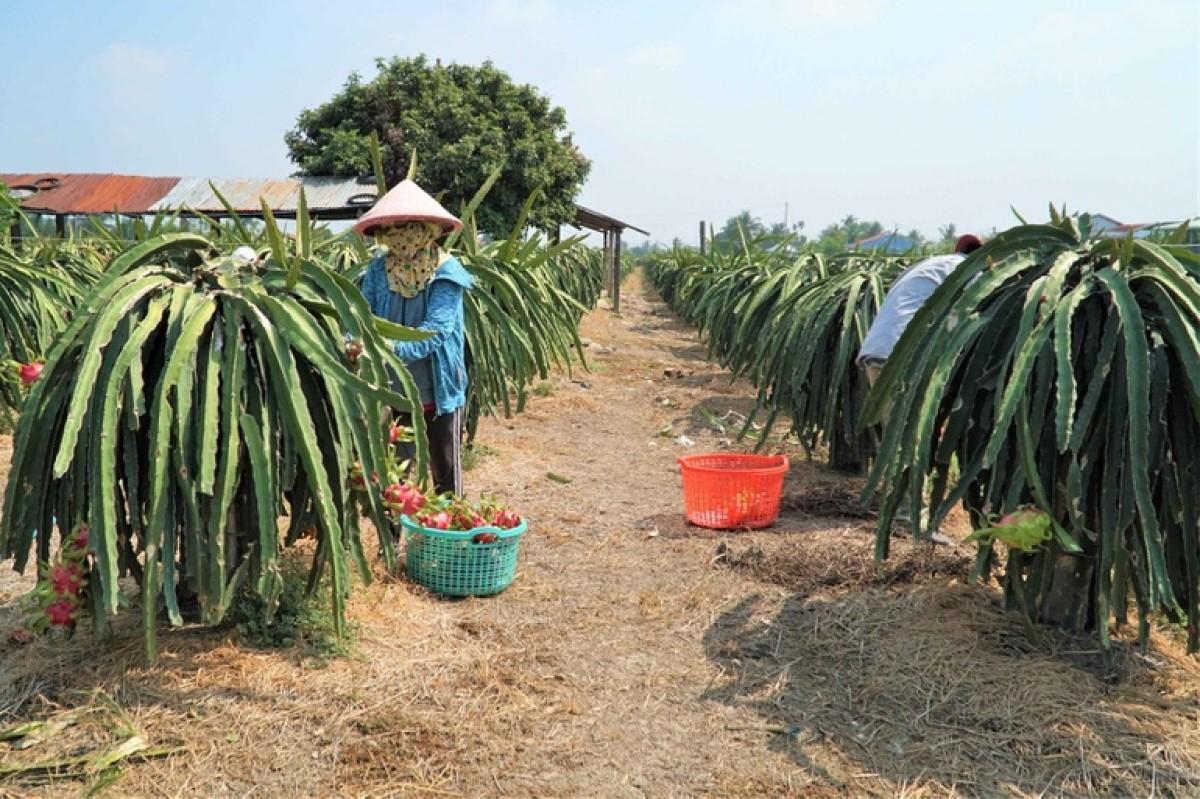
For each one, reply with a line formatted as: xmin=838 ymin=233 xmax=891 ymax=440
xmin=400 ymin=515 xmax=527 ymax=597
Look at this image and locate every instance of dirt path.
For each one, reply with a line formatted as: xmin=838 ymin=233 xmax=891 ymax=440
xmin=2 ymin=273 xmax=1198 ymax=797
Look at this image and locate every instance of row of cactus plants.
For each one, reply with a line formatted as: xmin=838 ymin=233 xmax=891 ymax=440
xmin=0 ymin=178 xmax=603 ymax=658
xmin=0 ymin=219 xmax=432 ymax=659
xmin=646 ymin=232 xmax=906 ymax=471
xmin=649 ymin=211 xmax=1200 ymax=653
xmin=863 ymin=213 xmax=1200 ymax=653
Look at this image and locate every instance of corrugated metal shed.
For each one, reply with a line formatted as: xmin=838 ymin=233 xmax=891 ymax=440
xmin=1089 ymin=214 xmax=1123 ymax=231
xmin=2 ymin=173 xmax=647 ymax=238
xmin=0 ymin=172 xmax=378 ymax=218
xmin=0 ymin=173 xmax=181 ymax=214
xmin=151 ymin=176 xmax=378 ymax=216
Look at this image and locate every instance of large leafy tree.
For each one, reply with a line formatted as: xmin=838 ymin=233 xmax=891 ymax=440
xmin=710 ymin=211 xmax=800 ymax=253
xmin=285 ymin=56 xmax=590 ymax=237
xmin=711 ymin=211 xmax=768 ymax=251
xmin=815 ymin=215 xmax=885 ymax=255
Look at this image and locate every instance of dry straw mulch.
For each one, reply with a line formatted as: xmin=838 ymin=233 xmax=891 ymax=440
xmin=705 ymin=580 xmax=1200 ymax=797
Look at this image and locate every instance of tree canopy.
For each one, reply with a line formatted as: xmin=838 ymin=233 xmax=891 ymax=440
xmin=284 ymin=56 xmax=591 ymax=237
xmin=705 ymin=211 xmax=964 ymax=256
xmin=812 ymin=215 xmax=884 ymax=254
xmin=710 ymin=211 xmax=797 ymax=252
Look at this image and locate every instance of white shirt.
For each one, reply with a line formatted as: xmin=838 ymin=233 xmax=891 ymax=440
xmin=857 ymin=253 xmax=965 ymax=363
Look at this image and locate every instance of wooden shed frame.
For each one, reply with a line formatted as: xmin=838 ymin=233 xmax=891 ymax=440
xmin=567 ymin=206 xmax=648 ymax=313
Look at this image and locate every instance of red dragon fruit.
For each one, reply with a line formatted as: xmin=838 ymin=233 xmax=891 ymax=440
xmin=419 ymin=511 xmax=452 ymax=530
xmin=18 ymin=361 xmax=43 ymax=387
xmin=383 ymin=483 xmax=425 ymax=516
xmin=45 ymin=600 xmax=75 ymax=628
xmin=71 ymin=524 xmax=90 ymax=552
xmin=21 ymin=522 xmax=93 ymax=637
xmin=49 ymin=563 xmax=83 ymax=597
xmin=491 ymin=508 xmax=522 ymax=530
xmin=6 ymin=627 xmax=32 ymax=645
xmin=382 ymin=482 xmax=405 ymax=507
xmin=401 ymin=488 xmax=425 ymax=516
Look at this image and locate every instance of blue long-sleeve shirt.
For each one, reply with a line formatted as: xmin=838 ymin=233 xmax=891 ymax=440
xmin=360 ymin=254 xmax=473 ymax=416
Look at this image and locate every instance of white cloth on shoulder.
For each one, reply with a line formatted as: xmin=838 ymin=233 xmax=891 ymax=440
xmin=857 ymin=253 xmax=964 ymax=364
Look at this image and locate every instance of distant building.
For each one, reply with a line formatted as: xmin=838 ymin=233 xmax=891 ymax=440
xmin=1092 ymin=213 xmax=1195 ymax=240
xmin=1092 ymin=213 xmax=1199 ymax=252
xmin=852 ymin=231 xmax=916 ymax=254
xmin=1089 ymin=213 xmax=1125 ymax=235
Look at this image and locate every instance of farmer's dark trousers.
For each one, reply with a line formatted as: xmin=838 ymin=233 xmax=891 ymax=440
xmin=397 ymin=406 xmax=463 ymax=496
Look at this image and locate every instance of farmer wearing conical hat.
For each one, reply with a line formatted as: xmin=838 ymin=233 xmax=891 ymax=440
xmin=355 ymin=180 xmax=473 ymax=496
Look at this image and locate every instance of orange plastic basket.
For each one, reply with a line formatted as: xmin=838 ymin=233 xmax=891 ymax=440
xmin=677 ymin=453 xmax=790 ymax=530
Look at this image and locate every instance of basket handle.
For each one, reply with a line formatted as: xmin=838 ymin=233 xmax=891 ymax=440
xmin=469 ymin=523 xmax=525 ymax=540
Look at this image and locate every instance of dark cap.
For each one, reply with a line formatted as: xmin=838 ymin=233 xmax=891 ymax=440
xmin=954 ymin=234 xmax=983 ymax=254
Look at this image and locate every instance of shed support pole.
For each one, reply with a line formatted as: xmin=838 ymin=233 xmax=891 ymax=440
xmin=612 ymin=230 xmax=622 ymax=314
xmin=699 ymin=221 xmax=706 ymax=255
xmin=55 ymin=214 xmax=66 ymax=237
xmin=602 ymin=230 xmax=613 ymax=299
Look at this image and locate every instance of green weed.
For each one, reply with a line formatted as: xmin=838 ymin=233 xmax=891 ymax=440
xmin=462 ymin=443 xmax=499 ymax=472
xmin=228 ymin=563 xmax=356 ymax=666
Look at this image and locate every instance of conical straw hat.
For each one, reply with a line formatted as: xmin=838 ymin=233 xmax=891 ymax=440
xmin=353 ymin=179 xmax=463 ymax=237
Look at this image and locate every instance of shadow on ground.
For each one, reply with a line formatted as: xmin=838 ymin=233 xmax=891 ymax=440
xmin=701 ymin=575 xmax=1200 ymax=796
xmin=667 ymin=342 xmax=712 ymax=362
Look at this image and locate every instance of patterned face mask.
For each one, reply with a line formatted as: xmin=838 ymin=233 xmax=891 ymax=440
xmin=378 ymin=222 xmax=441 ymax=298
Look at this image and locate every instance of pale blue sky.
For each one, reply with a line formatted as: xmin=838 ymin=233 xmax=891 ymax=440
xmin=1 ymin=0 xmax=1196 ymax=244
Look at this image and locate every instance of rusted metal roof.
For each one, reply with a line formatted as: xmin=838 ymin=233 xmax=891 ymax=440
xmin=0 ymin=172 xmax=377 ymax=218
xmin=2 ymin=173 xmax=644 ymax=235
xmin=152 ymin=176 xmax=378 ymax=216
xmin=0 ymin=173 xmax=181 ymax=214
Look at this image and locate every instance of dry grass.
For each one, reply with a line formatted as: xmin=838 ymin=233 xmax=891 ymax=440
xmin=704 ymin=584 xmax=1200 ymax=797
xmin=713 ymin=531 xmax=972 ymax=595
xmin=0 ymin=553 xmax=587 ymax=797
xmin=781 ymin=480 xmax=877 ymax=519
xmin=0 ymin=272 xmax=1197 ymax=797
